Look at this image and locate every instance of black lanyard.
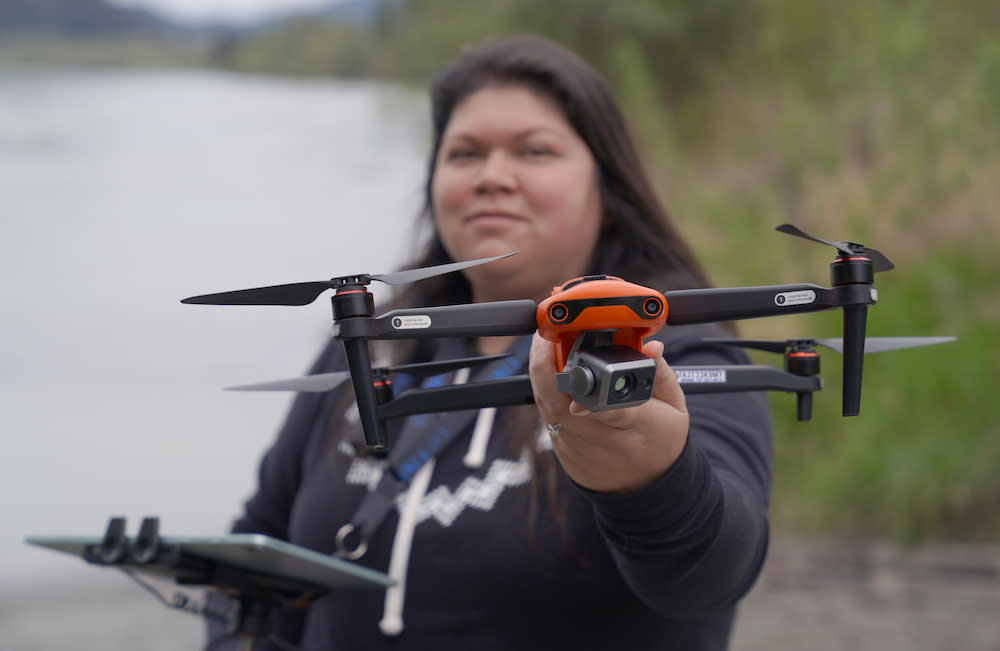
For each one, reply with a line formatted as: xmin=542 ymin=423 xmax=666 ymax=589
xmin=335 ymin=336 xmax=532 ymax=559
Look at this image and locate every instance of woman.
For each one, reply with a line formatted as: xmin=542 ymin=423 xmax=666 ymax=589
xmin=206 ymin=34 xmax=772 ymax=651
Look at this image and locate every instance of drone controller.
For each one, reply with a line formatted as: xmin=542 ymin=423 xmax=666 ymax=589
xmin=536 ymin=275 xmax=667 ymax=411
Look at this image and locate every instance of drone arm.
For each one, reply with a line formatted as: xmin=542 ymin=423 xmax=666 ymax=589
xmin=337 ymin=300 xmax=539 ymax=340
xmin=674 ymin=365 xmax=822 ymax=395
xmin=377 ymin=364 xmax=821 ymax=421
xmin=377 ymin=377 xmax=536 ymax=420
xmin=664 ymin=283 xmax=873 ymax=325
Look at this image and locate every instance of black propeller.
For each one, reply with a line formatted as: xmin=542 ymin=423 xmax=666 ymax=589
xmin=181 ymin=252 xmax=517 ymax=306
xmin=704 ymin=336 xmax=956 ymax=355
xmin=776 ymin=224 xmax=895 ymax=272
xmin=226 ymin=354 xmax=513 ymax=393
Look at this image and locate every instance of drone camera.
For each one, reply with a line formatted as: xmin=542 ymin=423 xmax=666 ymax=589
xmin=556 ymin=345 xmax=657 ymax=411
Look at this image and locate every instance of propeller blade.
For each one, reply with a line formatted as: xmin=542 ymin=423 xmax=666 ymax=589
xmin=226 ymin=371 xmax=351 ymax=392
xmin=182 ymin=252 xmax=518 ymax=306
xmin=706 ymin=335 xmax=957 ymax=356
xmin=181 ymin=281 xmax=334 ymax=306
xmin=371 ymin=252 xmax=518 ymax=286
xmin=859 ymin=248 xmax=895 ymax=273
xmin=225 ymin=354 xmax=513 ymax=393
xmin=815 ymin=336 xmax=956 ymax=355
xmin=775 ymin=224 xmax=895 ymax=272
xmin=775 ymin=224 xmax=854 ymax=255
xmin=702 ymin=337 xmax=789 ymax=354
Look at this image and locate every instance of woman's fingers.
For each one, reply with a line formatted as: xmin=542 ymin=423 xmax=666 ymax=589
xmin=529 ymin=334 xmax=687 ymax=432
xmin=529 ymin=332 xmax=568 ymax=427
xmin=645 ymin=339 xmax=687 ymax=415
xmin=528 ymin=333 xmax=690 ymax=493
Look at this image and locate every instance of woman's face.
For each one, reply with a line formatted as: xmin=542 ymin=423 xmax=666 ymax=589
xmin=431 ymin=85 xmax=603 ymax=303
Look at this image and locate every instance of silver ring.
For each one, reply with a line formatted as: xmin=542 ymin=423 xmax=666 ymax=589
xmin=546 ymin=423 xmax=562 ymax=436
xmin=335 ymin=523 xmax=368 ymax=560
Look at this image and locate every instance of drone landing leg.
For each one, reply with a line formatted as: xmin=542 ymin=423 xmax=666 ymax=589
xmin=343 ymin=337 xmax=386 ymax=451
xmin=842 ymin=305 xmax=867 ymax=416
xmin=796 ymin=392 xmax=813 ymax=421
xmin=332 ymin=287 xmax=387 ymax=451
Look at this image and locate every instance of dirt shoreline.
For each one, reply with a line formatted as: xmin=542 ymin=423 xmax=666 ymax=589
xmin=4 ymin=533 xmax=999 ymax=650
xmin=733 ymin=534 xmax=1000 ymax=650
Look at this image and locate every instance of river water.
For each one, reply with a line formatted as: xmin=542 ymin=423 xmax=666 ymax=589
xmin=0 ymin=65 xmax=427 ymax=645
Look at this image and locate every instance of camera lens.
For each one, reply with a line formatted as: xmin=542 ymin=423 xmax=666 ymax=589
xmin=613 ymin=373 xmax=634 ymax=399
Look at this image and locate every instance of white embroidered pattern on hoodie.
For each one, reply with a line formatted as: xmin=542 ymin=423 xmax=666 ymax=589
xmin=342 ymin=428 xmax=552 ymax=529
xmin=340 ymin=362 xmax=552 ymax=530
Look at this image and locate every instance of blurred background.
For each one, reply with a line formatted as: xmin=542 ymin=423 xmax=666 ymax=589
xmin=1 ymin=0 xmax=998 ymax=649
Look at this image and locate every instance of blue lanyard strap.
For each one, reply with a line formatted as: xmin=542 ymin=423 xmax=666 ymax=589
xmin=337 ymin=336 xmax=532 ymax=558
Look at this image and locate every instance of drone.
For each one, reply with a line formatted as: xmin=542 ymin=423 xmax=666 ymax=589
xmin=182 ymin=224 xmax=955 ymax=451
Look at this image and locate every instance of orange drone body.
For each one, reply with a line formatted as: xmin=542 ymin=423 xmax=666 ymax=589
xmin=536 ymin=275 xmax=668 ymax=370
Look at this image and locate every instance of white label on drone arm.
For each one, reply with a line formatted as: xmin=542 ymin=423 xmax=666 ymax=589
xmin=391 ymin=315 xmax=432 ymax=329
xmin=676 ymin=369 xmax=727 ymax=384
xmin=774 ymin=290 xmax=816 ymax=307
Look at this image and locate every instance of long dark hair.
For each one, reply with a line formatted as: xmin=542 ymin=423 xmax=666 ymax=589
xmin=392 ymin=34 xmax=717 ymax=316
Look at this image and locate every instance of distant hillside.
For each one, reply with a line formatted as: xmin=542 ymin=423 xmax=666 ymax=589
xmin=231 ymin=0 xmax=380 ymax=37
xmin=0 ymin=0 xmax=384 ymax=39
xmin=0 ymin=0 xmax=177 ymax=36
xmin=293 ymin=0 xmax=380 ymax=28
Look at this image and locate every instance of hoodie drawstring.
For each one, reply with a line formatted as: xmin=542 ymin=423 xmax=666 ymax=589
xmin=381 ymin=366 xmax=499 ymax=636
xmin=456 ymin=360 xmax=498 ymax=469
xmin=378 ymin=456 xmax=435 ymax=636
xmin=464 ymin=406 xmax=496 ymax=469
